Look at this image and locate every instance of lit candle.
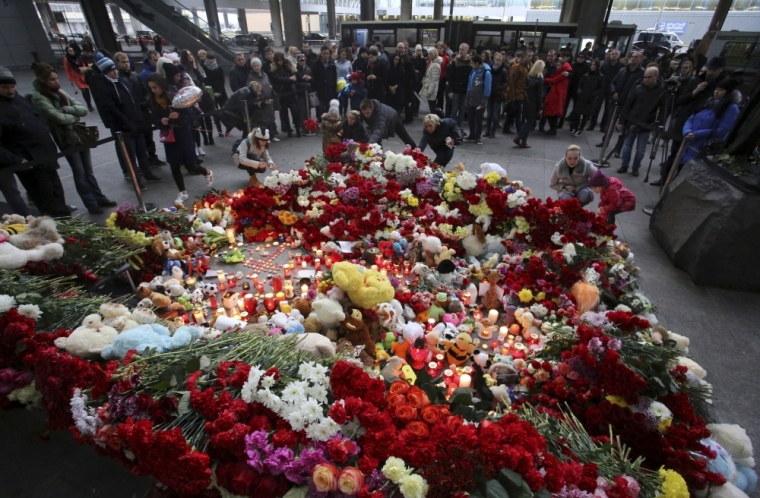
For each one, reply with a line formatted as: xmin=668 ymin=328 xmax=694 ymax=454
xmin=295 ymin=255 xmax=303 ymax=265
xmin=192 ymin=306 xmax=206 ymax=324
xmin=251 ymin=273 xmax=259 ymax=285
xmin=244 ymin=293 xmax=257 ymax=313
xmin=316 ymin=249 xmax=324 ymax=258
xmin=491 ymin=340 xmax=500 ymax=350
xmin=509 ymin=323 xmax=521 ymax=335
xmin=462 ymin=292 xmax=472 ymax=306
xmin=289 ymin=260 xmax=295 ymax=270
xmin=427 ymin=361 xmax=439 ymax=376
xmin=529 ymin=333 xmax=540 ymax=345
xmin=283 ymin=264 xmax=291 ymax=279
xmin=371 ymin=265 xmax=378 ymax=271
xmin=284 ymin=280 xmax=294 ymax=299
xmin=314 ymin=258 xmax=321 ymax=271
xmin=488 ymin=309 xmax=499 ymax=324
xmin=275 ymin=291 xmax=286 ymax=302
xmin=185 ymin=276 xmax=196 ymax=287
xmin=301 ymin=284 xmax=309 ymax=295
xmin=238 ymin=298 xmax=246 ymax=311
xmin=325 ymin=256 xmax=333 ymax=269
xmin=435 ymin=354 xmax=445 ymax=368
xmin=459 ymin=374 xmax=472 ymax=388
xmin=216 ymin=270 xmax=227 ymax=284
xmin=480 ymin=327 xmax=492 ymax=339
xmin=512 ymin=342 xmax=526 ymax=359
xmin=242 ymin=281 xmax=250 ymax=291
xmin=279 ymin=301 xmax=292 ymax=313
xmin=255 ymin=281 xmax=265 ymax=293
xmin=264 ymin=293 xmax=276 ymax=312
xmin=499 ymin=326 xmax=509 ymax=342
xmin=302 ymin=261 xmax=308 ymax=269
xmin=443 ymin=369 xmax=454 ymax=385
xmin=473 ymin=310 xmax=483 ymax=321
xmin=426 ymin=318 xmax=436 ymax=331
xmin=226 ymin=228 xmax=236 ymax=246
xmin=271 ymin=275 xmax=283 ymax=292
xmin=228 ymin=277 xmax=236 ymax=288
xmin=209 ymin=296 xmax=218 ymax=309
xmin=403 ymin=262 xmax=411 ymax=276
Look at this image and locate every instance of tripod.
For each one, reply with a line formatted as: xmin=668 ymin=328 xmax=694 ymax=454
xmin=595 ymin=105 xmax=618 ymax=168
xmin=641 ymin=136 xmax=692 ymax=216
xmin=643 ymin=87 xmax=677 ymax=183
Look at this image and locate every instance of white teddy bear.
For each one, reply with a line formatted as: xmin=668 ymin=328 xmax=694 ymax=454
xmin=99 ymin=302 xmax=139 ymax=333
xmin=54 ymin=314 xmax=119 ymax=359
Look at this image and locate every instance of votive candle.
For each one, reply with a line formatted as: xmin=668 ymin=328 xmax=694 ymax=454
xmin=488 ymin=309 xmax=499 ymax=324
xmin=459 ymin=374 xmax=472 ymax=388
xmin=264 ymin=293 xmax=276 ymax=312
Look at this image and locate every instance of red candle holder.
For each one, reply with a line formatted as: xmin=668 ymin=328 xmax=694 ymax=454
xmin=512 ymin=342 xmax=526 ymax=359
xmin=427 ymin=361 xmax=439 ymax=377
xmin=244 ymin=293 xmax=257 ymax=314
xmin=208 ymin=296 xmax=218 ymax=309
xmin=264 ymin=293 xmax=276 ymax=312
xmin=314 ymin=258 xmax=322 ymax=271
xmin=295 ymin=255 xmax=303 ymax=265
xmin=271 ymin=275 xmax=283 ymax=292
xmin=255 ymin=281 xmax=265 ymax=293
xmin=228 ymin=278 xmax=237 ymax=288
xmin=283 ymin=264 xmax=291 ymax=279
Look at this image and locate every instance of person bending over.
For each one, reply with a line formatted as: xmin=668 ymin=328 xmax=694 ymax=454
xmin=418 ymin=113 xmax=458 ymax=167
xmin=359 ymin=99 xmax=416 ymax=148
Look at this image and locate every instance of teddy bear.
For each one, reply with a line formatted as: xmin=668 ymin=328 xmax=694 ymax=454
xmin=427 ymin=292 xmax=450 ymax=322
xmin=340 ymin=309 xmax=376 ymax=358
xmin=0 ymin=218 xmax=65 ymax=270
xmin=291 ymin=297 xmax=313 ymax=318
xmin=434 ymin=246 xmax=456 ymax=265
xmin=6 ymin=216 xmax=63 ymax=249
xmin=392 ymin=321 xmax=424 ymax=360
xmin=481 ymin=269 xmax=505 ymax=311
xmin=282 ymin=333 xmax=336 ymax=359
xmin=310 ymin=294 xmax=345 ymax=330
xmin=136 ymin=284 xmax=182 ymax=320
xmin=54 ymin=314 xmax=120 ymax=359
xmin=0 ymin=234 xmax=64 ymax=270
xmin=571 ymin=281 xmax=600 ymax=315
xmin=152 ymin=236 xmax=190 ymax=262
xmin=441 ymin=332 xmax=477 ymax=366
xmin=1 ymin=214 xmax=29 ymax=236
xmin=331 ymin=262 xmax=395 ymax=310
xmin=302 ymin=316 xmax=322 ymax=334
xmin=131 ymin=307 xmax=158 ymax=325
xmin=268 ymin=310 xmax=305 ymax=335
xmin=99 ymin=302 xmax=139 ymax=333
xmin=336 ymin=338 xmax=374 ymax=366
xmin=100 ymin=323 xmax=200 ymax=360
xmin=705 ymin=424 xmax=757 ymax=496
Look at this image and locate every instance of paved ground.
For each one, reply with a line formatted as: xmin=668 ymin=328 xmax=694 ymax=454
xmin=3 ymin=68 xmax=759 ymax=497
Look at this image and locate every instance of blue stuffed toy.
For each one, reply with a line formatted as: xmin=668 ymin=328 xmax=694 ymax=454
xmin=101 ymin=323 xmax=200 ymax=359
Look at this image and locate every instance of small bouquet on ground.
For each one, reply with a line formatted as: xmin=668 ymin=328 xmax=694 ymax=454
xmin=303 ymin=118 xmax=318 ymax=133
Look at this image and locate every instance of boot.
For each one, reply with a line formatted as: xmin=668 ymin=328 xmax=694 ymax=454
xmin=512 ymin=136 xmax=521 ymax=146
xmin=249 ymin=175 xmax=262 ymax=188
xmin=519 ymin=139 xmax=531 ymax=148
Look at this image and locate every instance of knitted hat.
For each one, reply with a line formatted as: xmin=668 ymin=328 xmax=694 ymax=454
xmin=705 ymin=56 xmax=725 ymax=70
xmin=297 ymin=54 xmax=306 ymax=61
xmin=253 ymin=127 xmax=270 ymax=141
xmin=0 ymin=66 xmax=15 ymax=85
xmin=250 ymin=57 xmax=262 ymax=67
xmin=162 ymin=62 xmax=181 ymax=80
xmin=588 ymin=169 xmax=610 ymax=188
xmin=716 ymin=77 xmax=740 ymax=94
xmin=415 ymin=44 xmax=423 ymax=51
xmin=328 ymin=99 xmax=340 ymax=116
xmin=164 ymin=52 xmax=180 ymax=63
xmin=97 ymin=57 xmax=117 ymax=73
xmin=349 ymin=71 xmax=360 ymax=81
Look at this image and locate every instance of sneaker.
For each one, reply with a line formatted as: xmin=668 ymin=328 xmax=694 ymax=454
xmin=68 ymin=205 xmax=78 ymax=212
xmin=205 ymin=169 xmax=214 ymax=186
xmin=198 ymin=147 xmax=206 ymax=156
xmin=595 ymin=142 xmax=604 ymax=147
xmin=631 ymin=169 xmax=639 ymax=177
xmin=271 ymin=137 xmax=281 ymax=142
xmin=175 ymin=192 xmax=189 ymax=204
xmin=475 ymin=139 xmax=483 ymax=145
xmin=124 ymin=175 xmax=132 ymax=181
xmin=144 ymin=175 xmax=164 ymax=183
xmin=218 ymin=132 xmax=224 ymax=138
xmin=617 ymin=166 xmax=628 ymax=174
xmin=150 ymin=157 xmax=167 ymax=167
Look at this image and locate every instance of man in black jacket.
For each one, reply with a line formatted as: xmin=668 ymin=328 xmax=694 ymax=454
xmin=311 ymin=45 xmax=338 ymax=122
xmin=295 ymin=54 xmax=315 ymax=133
xmin=419 ymin=114 xmax=458 ymax=166
xmin=301 ymin=41 xmax=319 ymax=68
xmin=97 ymin=57 xmax=163 ymax=187
xmin=616 ymin=67 xmax=665 ymax=176
xmin=365 ymin=47 xmax=388 ymax=104
xmin=446 ymin=43 xmax=472 ymax=128
xmin=612 ymin=52 xmax=644 ymax=108
xmin=360 ymin=99 xmax=416 ymax=148
xmin=560 ymin=53 xmax=589 ymax=128
xmin=229 ymin=53 xmax=249 ymax=93
xmin=590 ymin=48 xmax=621 ymax=131
xmin=0 ymin=67 xmax=70 ymax=217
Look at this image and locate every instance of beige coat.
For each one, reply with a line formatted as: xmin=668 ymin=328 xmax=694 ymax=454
xmin=420 ymin=57 xmax=442 ymax=100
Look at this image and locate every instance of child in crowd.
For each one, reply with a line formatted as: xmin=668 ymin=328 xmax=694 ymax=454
xmin=589 ymin=169 xmax=636 ymax=225
xmin=345 ymin=72 xmax=366 ymax=112
xmin=234 ymin=127 xmax=275 ymax=188
xmin=319 ymin=99 xmax=343 ymax=151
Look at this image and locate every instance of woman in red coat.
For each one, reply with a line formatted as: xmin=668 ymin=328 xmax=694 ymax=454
xmin=541 ymin=60 xmax=572 ymax=135
xmin=62 ymin=45 xmax=94 ymax=111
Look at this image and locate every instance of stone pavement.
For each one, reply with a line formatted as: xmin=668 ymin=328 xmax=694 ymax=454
xmin=2 ymin=69 xmax=759 ymax=497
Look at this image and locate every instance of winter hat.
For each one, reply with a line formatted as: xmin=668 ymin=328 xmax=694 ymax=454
xmin=349 ymin=71 xmax=360 ymax=81
xmin=328 ymin=99 xmax=340 ymax=116
xmin=250 ymin=57 xmax=262 ymax=67
xmin=162 ymin=62 xmax=181 ymax=80
xmin=415 ymin=44 xmax=423 ymax=51
xmin=97 ymin=57 xmax=117 ymax=73
xmin=0 ymin=66 xmax=15 ymax=85
xmin=588 ymin=169 xmax=610 ymax=188
xmin=297 ymin=54 xmax=306 ymax=61
xmin=705 ymin=56 xmax=726 ymax=70
xmin=716 ymin=77 xmax=740 ymax=94
xmin=252 ymin=127 xmax=270 ymax=141
xmin=164 ymin=52 xmax=180 ymax=63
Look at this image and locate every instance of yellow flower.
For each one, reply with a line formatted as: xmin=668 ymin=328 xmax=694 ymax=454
xmin=331 ymin=198 xmax=340 ymax=205
xmin=407 ymin=196 xmax=419 ymax=207
xmin=278 ymin=211 xmax=298 ymax=225
xmin=105 ymin=212 xmax=117 ymax=227
xmin=658 ymin=469 xmax=689 ymax=498
xmin=484 ymin=171 xmax=501 ymax=184
xmin=605 ymin=395 xmax=628 ymax=408
xmin=454 ymin=227 xmax=469 ymax=239
xmin=658 ymin=418 xmax=673 ymax=433
xmin=536 ymin=292 xmax=546 ymax=301
xmin=518 ymin=288 xmax=533 ymax=303
xmin=382 ymin=457 xmax=411 ymax=483
xmin=399 ymin=474 xmax=429 ymax=498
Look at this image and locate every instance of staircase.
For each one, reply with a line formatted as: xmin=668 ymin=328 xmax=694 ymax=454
xmin=110 ymin=0 xmax=238 ymax=63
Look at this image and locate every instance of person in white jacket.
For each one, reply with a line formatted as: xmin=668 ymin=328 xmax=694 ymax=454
xmin=234 ymin=127 xmax=275 ymax=188
xmin=420 ymin=48 xmax=442 ymax=114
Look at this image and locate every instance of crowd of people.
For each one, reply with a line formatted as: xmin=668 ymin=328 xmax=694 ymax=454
xmin=0 ymin=35 xmax=744 ymax=224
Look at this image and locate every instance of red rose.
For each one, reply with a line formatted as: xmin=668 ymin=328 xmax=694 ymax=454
xmin=406 ymin=420 xmax=430 ymax=437
xmin=394 ymin=403 xmax=417 ymax=422
xmin=389 ymin=380 xmax=410 ymax=395
xmin=406 ymin=386 xmax=430 ymax=408
xmin=420 ymin=405 xmax=442 ymax=424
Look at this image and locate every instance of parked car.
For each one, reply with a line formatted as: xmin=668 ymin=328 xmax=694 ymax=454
xmin=633 ymin=30 xmax=684 ymax=52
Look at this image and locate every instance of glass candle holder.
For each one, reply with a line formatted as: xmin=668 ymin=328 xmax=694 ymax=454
xmin=283 ymin=264 xmax=291 ymax=279
xmin=284 ymin=281 xmax=294 ymax=299
xmin=271 ymin=275 xmax=283 ymax=292
xmin=244 ymin=294 xmax=257 ymax=313
xmin=314 ymin=258 xmax=321 ymax=271
xmin=512 ymin=342 xmax=526 ymax=359
xmin=216 ymin=270 xmax=226 ymax=284
xmin=264 ymin=293 xmax=276 ymax=312
xmin=462 ymin=292 xmax=472 ymax=306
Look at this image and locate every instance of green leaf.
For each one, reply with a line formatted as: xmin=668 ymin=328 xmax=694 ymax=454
xmin=498 ymin=468 xmax=533 ymax=498
xmin=151 ymin=380 xmax=172 ymax=391
xmin=451 ymin=392 xmax=473 ymax=406
xmin=185 ymin=357 xmax=201 ymax=373
xmin=177 ymin=393 xmax=190 ymax=416
xmin=452 ymin=404 xmax=475 ymax=420
xmin=480 ymin=479 xmax=509 ymax=498
xmin=533 ymin=487 xmax=551 ymax=498
xmin=420 ymin=383 xmax=439 ymax=404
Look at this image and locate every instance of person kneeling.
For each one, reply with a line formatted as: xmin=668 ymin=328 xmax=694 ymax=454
xmin=234 ymin=127 xmax=275 ymax=188
xmin=549 ymin=144 xmax=597 ymax=206
xmin=418 ymin=113 xmax=458 ymax=167
xmin=589 ymin=169 xmax=636 ymax=225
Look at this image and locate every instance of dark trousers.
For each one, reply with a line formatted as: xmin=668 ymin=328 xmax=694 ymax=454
xmin=403 ymin=98 xmax=414 ymax=122
xmin=518 ymin=116 xmax=537 ymax=141
xmin=505 ymin=100 xmax=523 ymax=131
xmin=486 ymin=98 xmax=501 ymax=136
xmin=144 ymin=130 xmax=158 ymax=160
xmin=467 ymin=106 xmax=485 ymax=140
xmin=81 ymin=88 xmax=92 ymax=109
xmin=560 ymin=92 xmax=576 ymax=126
xmin=432 ymin=146 xmax=454 ymax=167
xmin=16 ymin=168 xmax=70 ymax=217
xmin=213 ymin=98 xmax=230 ymax=134
xmin=279 ymin=97 xmax=301 ymax=133
xmin=606 ymin=210 xmax=622 ymax=225
xmin=436 ymin=83 xmax=446 ymax=113
xmin=0 ymin=169 xmax=31 ymax=216
xmin=170 ymin=162 xmax=207 ymax=191
xmin=114 ymin=131 xmax=153 ymax=179
xmin=65 ymin=149 xmax=108 ymax=210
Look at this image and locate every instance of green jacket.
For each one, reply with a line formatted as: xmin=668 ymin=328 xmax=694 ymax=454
xmin=27 ymin=80 xmax=88 ymax=148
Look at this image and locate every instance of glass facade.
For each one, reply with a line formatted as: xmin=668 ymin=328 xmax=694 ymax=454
xmin=530 ymin=0 xmax=760 ymax=9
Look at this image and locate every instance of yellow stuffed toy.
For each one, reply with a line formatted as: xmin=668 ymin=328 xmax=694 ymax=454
xmin=331 ymin=261 xmax=395 ymax=310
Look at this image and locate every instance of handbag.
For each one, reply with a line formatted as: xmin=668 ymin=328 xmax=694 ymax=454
xmin=64 ymin=122 xmax=99 ymax=147
xmin=309 ymin=92 xmax=320 ymax=108
xmin=160 ymin=127 xmax=176 ymax=144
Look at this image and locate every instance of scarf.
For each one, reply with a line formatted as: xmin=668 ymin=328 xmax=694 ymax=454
xmin=155 ymin=93 xmax=171 ymax=110
xmin=204 ymin=59 xmax=218 ymax=71
xmin=195 ymin=65 xmax=206 ymax=80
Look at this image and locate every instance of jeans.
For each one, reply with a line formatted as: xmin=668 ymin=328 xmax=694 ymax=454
xmin=0 ymin=168 xmax=31 ymax=216
xmin=485 ymin=98 xmax=501 ymax=136
xmin=467 ymin=106 xmax=485 ymax=140
xmin=621 ymin=129 xmax=651 ymax=171
xmin=559 ymin=187 xmax=594 ymax=206
xmin=66 ymin=149 xmax=108 ymax=210
xmin=432 ymin=147 xmax=454 ymax=167
xmin=114 ymin=131 xmax=154 ymax=179
xmin=505 ymin=100 xmax=523 ymax=131
xmin=16 ymin=167 xmax=70 ymax=217
xmin=450 ymin=92 xmax=467 ymax=128
xmin=518 ymin=116 xmax=536 ymax=142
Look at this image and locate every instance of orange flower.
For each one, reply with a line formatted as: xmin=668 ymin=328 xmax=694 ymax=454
xmin=406 ymin=420 xmax=430 ymax=437
xmin=406 ymin=386 xmax=430 ymax=408
xmin=337 ymin=467 xmax=364 ymax=495
xmin=394 ymin=403 xmax=418 ymax=422
xmin=312 ymin=463 xmax=340 ymax=492
xmin=386 ymin=393 xmax=407 ymax=407
xmin=277 ymin=211 xmax=298 ymax=225
xmin=389 ymin=380 xmax=410 ymax=395
xmin=444 ymin=415 xmax=464 ymax=432
xmin=420 ymin=405 xmax=442 ymax=424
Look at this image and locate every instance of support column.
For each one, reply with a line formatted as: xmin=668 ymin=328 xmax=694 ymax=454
xmin=707 ymin=0 xmax=733 ymax=31
xmin=400 ymin=0 xmax=413 ymax=20
xmin=327 ymin=0 xmax=337 ymax=38
xmin=238 ymin=8 xmax=248 ymax=34
xmin=361 ymin=0 xmax=375 ymax=21
xmin=35 ymin=1 xmax=58 ymax=34
xmin=433 ymin=0 xmax=443 ymax=20
xmin=109 ymin=4 xmax=127 ymax=35
xmin=574 ymin=0 xmax=608 ymax=45
xmin=281 ymin=0 xmax=302 ymax=48
xmin=203 ymin=0 xmax=221 ymax=40
xmin=269 ymin=0 xmax=284 ymax=47
xmin=559 ymin=0 xmax=582 ymax=23
xmin=80 ymin=0 xmax=121 ymax=55
xmin=191 ymin=8 xmax=201 ymax=27
xmin=223 ymin=12 xmax=230 ymax=29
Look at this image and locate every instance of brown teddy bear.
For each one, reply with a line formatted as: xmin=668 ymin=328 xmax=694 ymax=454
xmin=136 ymin=283 xmax=182 ymax=320
xmin=340 ymin=309 xmax=376 ymax=358
xmin=481 ymin=269 xmax=505 ymax=311
xmin=336 ymin=338 xmax=374 ymax=367
xmin=291 ymin=298 xmax=313 ymax=317
xmin=303 ymin=316 xmax=322 ymax=334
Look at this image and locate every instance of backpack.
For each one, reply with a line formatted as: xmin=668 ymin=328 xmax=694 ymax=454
xmin=232 ymin=137 xmax=248 ymax=155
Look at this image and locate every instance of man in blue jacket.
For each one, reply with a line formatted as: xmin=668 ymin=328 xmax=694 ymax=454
xmin=139 ymin=50 xmax=159 ymax=83
xmin=464 ymin=55 xmax=491 ymax=145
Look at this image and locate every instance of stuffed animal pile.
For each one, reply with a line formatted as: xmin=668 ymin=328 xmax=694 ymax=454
xmin=0 ymin=216 xmax=64 ymax=270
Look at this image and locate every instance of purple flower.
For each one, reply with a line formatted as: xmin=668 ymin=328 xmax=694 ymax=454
xmin=416 ymin=180 xmax=432 ymax=196
xmin=298 ymin=447 xmax=326 ymax=470
xmin=607 ymin=338 xmax=622 ymax=351
xmin=264 ymin=446 xmax=294 ymax=475
xmin=246 ymin=449 xmax=264 ymax=472
xmin=389 ymin=277 xmax=401 ymax=288
xmin=338 ymin=186 xmax=361 ymax=203
xmin=588 ymin=337 xmax=605 ymax=355
xmin=506 ymin=186 xmax=516 ymax=194
xmin=273 ymin=184 xmax=290 ymax=195
xmin=244 ymin=430 xmax=269 ymax=451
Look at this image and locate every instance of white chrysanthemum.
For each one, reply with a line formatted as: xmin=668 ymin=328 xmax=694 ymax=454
xmin=284 ymin=409 xmax=306 ymax=431
xmin=551 ymin=232 xmax=564 ymax=246
xmin=261 ymin=373 xmax=277 ymax=389
xmin=311 ymin=363 xmax=328 ymax=380
xmin=17 ymin=304 xmax=42 ymax=320
xmin=456 ymin=171 xmax=477 ymax=190
xmin=306 ymin=383 xmax=328 ymax=403
xmin=70 ymin=388 xmax=99 ymax=437
xmin=327 ymin=173 xmax=346 ymax=187
xmin=561 ymin=243 xmax=576 ymax=263
xmin=297 ymin=196 xmax=310 ymax=207
xmin=254 ymin=388 xmax=282 ymax=412
xmin=530 ymin=304 xmax=548 ymax=318
xmin=648 ymin=401 xmax=673 ymax=421
xmin=584 ymin=267 xmax=600 ymax=286
xmin=507 ymin=190 xmax=528 ymax=208
xmin=0 ymin=295 xmax=16 ymax=314
xmin=301 ymin=398 xmax=323 ymax=423
xmin=282 ymin=381 xmax=308 ymax=403
xmin=298 ymin=361 xmax=315 ymax=379
xmin=310 ymin=417 xmax=341 ymax=442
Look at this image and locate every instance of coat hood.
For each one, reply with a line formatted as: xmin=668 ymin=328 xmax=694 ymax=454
xmin=142 ymin=57 xmax=155 ymax=70
xmin=431 ymin=57 xmax=442 ymax=65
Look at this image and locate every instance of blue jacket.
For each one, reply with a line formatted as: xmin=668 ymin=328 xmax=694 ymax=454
xmin=465 ymin=64 xmax=491 ymax=108
xmin=345 ymin=81 xmax=366 ymax=111
xmin=139 ymin=57 xmax=156 ymax=83
xmin=680 ymin=102 xmax=739 ymax=164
